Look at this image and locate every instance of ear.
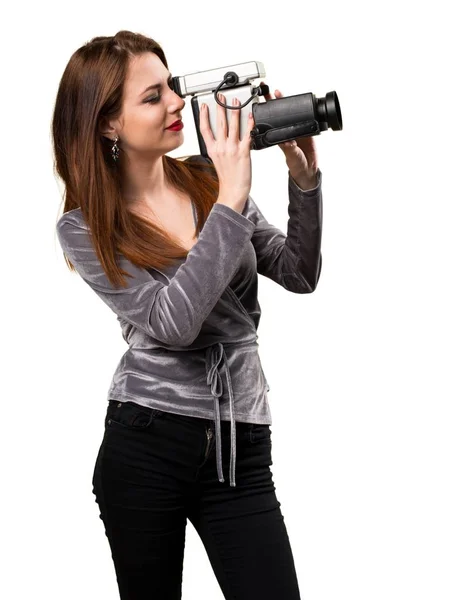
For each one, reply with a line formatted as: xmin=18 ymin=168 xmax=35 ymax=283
xmin=99 ymin=116 xmax=118 ymax=139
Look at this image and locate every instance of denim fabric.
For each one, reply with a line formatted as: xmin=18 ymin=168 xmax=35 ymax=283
xmin=92 ymin=401 xmax=302 ymax=599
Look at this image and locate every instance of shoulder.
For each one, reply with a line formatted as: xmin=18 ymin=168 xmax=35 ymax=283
xmin=183 ymin=154 xmax=216 ymax=177
xmin=185 ymin=154 xmax=218 ymax=181
xmin=57 ymin=207 xmax=83 ymax=223
xmin=183 ymin=154 xmax=212 ymax=166
xmin=56 ymin=207 xmax=88 ymax=239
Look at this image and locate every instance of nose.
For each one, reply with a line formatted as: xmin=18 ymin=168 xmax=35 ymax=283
xmin=172 ymin=98 xmax=186 ymax=116
xmin=168 ymin=89 xmax=185 ymax=115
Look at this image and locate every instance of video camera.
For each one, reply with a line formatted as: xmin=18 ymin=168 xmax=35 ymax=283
xmin=170 ymin=60 xmax=342 ymax=157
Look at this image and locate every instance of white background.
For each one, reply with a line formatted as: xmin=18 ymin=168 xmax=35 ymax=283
xmin=2 ymin=0 xmax=456 ymax=598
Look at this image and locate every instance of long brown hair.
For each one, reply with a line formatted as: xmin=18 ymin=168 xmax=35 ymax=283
xmin=52 ymin=30 xmax=220 ymax=288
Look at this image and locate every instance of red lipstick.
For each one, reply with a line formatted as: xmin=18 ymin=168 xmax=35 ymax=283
xmin=166 ymin=120 xmax=184 ymax=131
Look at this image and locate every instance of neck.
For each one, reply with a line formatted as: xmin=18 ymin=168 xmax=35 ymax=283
xmin=121 ymin=153 xmax=171 ymax=207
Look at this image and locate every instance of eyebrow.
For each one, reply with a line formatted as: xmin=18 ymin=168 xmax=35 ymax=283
xmin=140 ymin=73 xmax=173 ymax=96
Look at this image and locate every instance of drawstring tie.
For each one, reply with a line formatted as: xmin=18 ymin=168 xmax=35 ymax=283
xmin=205 ymin=342 xmax=237 ymax=487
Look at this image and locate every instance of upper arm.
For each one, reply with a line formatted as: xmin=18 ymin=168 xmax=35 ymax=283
xmin=56 ymin=200 xmax=256 ymax=346
xmin=241 ymin=170 xmax=323 ymax=293
xmin=56 ymin=217 xmax=175 ymax=342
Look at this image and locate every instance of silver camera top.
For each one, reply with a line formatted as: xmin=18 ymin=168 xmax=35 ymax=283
xmin=171 ymin=61 xmax=266 ymax=96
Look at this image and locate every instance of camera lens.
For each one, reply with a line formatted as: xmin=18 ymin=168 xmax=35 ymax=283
xmin=316 ymin=91 xmax=343 ymax=131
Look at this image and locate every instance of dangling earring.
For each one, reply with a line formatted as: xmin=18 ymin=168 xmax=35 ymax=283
xmin=111 ymin=135 xmax=120 ymax=162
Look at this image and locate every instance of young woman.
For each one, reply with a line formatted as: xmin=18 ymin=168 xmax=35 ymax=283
xmin=53 ymin=30 xmax=322 ymax=600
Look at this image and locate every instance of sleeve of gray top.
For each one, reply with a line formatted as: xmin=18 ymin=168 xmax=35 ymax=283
xmin=241 ymin=168 xmax=323 ymax=293
xmin=56 ymin=203 xmax=255 ymax=346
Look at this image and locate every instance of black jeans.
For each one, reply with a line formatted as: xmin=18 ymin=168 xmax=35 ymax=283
xmin=92 ymin=400 xmax=301 ymax=599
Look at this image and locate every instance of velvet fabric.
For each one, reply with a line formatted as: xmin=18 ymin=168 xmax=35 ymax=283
xmin=56 ymin=155 xmax=323 ymax=487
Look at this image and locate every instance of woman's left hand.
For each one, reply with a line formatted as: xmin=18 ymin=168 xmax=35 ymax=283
xmin=261 ymin=83 xmax=319 ymax=190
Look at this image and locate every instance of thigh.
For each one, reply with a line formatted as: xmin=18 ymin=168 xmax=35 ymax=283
xmin=92 ymin=401 xmax=188 ymax=600
xmin=188 ymin=423 xmax=301 ymax=600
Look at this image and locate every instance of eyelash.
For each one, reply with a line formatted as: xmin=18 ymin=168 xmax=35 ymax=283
xmin=145 ymin=80 xmax=173 ymax=104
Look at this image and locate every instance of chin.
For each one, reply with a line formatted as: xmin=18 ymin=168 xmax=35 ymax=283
xmin=170 ymin=135 xmax=185 ymax=147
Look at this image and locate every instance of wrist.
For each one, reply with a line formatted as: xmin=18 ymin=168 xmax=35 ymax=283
xmin=289 ymin=170 xmax=318 ymax=191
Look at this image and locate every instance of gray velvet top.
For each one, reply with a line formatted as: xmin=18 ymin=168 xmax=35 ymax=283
xmin=56 ymin=155 xmax=323 ymax=487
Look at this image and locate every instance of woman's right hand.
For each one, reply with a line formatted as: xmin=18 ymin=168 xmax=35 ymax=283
xmin=199 ymin=93 xmax=256 ymax=212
